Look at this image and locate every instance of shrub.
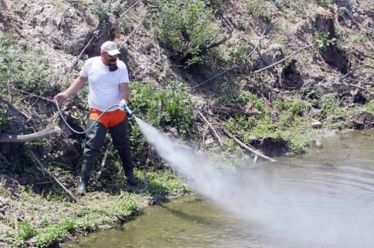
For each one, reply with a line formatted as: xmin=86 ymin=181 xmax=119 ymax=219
xmin=129 ymin=81 xmax=197 ymax=166
xmin=7 ymin=221 xmax=37 ymax=247
xmin=313 ymin=31 xmax=336 ymax=52
xmin=131 ymin=81 xmax=196 ymax=138
xmin=156 ymin=0 xmax=219 ymax=66
xmin=247 ymin=0 xmax=273 ymax=21
xmin=320 ymin=93 xmax=343 ymax=117
xmin=0 ymin=35 xmax=57 ymax=96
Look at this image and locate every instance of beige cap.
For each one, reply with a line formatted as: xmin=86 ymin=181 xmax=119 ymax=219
xmin=101 ymin=41 xmax=121 ymax=56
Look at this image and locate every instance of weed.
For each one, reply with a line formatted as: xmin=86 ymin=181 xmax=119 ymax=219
xmin=34 ymin=219 xmax=76 ymax=247
xmin=247 ymin=0 xmax=273 ymax=21
xmin=320 ymin=93 xmax=343 ymax=117
xmin=114 ymin=194 xmax=140 ymax=216
xmin=313 ymin=31 xmax=336 ymax=52
xmin=8 ymin=221 xmax=37 ymax=247
xmin=138 ymin=170 xmax=189 ymax=195
xmin=315 ymin=0 xmax=331 ymax=8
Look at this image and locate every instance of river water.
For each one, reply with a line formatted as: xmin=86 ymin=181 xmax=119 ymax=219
xmin=64 ymin=129 xmax=374 ymax=248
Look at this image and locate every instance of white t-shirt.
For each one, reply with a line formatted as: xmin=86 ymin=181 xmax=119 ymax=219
xmin=79 ymin=56 xmax=129 ymax=111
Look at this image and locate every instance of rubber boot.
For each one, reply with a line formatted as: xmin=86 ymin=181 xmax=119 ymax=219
xmin=126 ymin=173 xmax=140 ymax=186
xmin=77 ymin=177 xmax=87 ymax=196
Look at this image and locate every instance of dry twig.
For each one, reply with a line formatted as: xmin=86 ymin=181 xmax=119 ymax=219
xmin=29 ymin=151 xmax=77 ymax=202
xmin=222 ymin=129 xmax=276 ymax=162
xmin=197 ymin=110 xmax=223 ymax=146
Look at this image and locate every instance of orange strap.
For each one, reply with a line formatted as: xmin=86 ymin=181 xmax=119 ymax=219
xmin=89 ymin=108 xmax=126 ymax=128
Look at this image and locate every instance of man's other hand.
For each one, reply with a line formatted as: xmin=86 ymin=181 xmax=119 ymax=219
xmin=54 ymin=92 xmax=69 ymax=104
xmin=119 ymin=99 xmax=128 ymax=110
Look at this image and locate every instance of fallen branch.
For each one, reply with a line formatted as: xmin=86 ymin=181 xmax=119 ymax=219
xmin=96 ymin=141 xmax=112 ymax=180
xmin=0 ymin=95 xmax=31 ymax=120
xmin=29 ymin=151 xmax=77 ymax=202
xmin=0 ymin=126 xmax=61 ymax=143
xmin=197 ymin=111 xmax=223 ymax=146
xmin=253 ymin=44 xmax=314 ymax=74
xmin=222 ymin=129 xmax=276 ymax=162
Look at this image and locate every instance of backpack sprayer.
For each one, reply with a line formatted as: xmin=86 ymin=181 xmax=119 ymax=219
xmin=54 ymin=99 xmax=134 ymax=134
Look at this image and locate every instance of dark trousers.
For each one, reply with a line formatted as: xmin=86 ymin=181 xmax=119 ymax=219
xmin=80 ymin=118 xmax=133 ymax=183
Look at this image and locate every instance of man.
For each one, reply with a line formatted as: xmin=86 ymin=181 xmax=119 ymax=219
xmin=54 ymin=41 xmax=139 ymax=195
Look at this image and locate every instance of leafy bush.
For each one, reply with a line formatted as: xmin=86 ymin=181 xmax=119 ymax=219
xmin=155 ymin=0 xmax=219 ymax=66
xmin=129 ymin=81 xmax=196 ymax=166
xmin=0 ymin=35 xmax=57 ymax=96
xmin=320 ymin=93 xmax=343 ymax=117
xmin=131 ymin=81 xmax=196 ymax=138
xmin=275 ymin=98 xmax=309 ymax=116
xmin=247 ymin=0 xmax=273 ymax=21
xmin=7 ymin=221 xmax=37 ymax=247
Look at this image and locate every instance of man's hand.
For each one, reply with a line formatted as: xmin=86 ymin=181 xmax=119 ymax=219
xmin=119 ymin=99 xmax=128 ymax=111
xmin=54 ymin=92 xmax=69 ymax=105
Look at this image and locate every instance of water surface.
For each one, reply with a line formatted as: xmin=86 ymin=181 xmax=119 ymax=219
xmin=64 ymin=129 xmax=374 ymax=248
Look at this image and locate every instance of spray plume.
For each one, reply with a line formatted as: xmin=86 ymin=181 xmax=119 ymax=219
xmin=136 ymin=117 xmax=374 ymax=247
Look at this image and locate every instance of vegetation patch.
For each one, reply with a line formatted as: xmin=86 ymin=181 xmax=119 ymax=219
xmin=2 ymin=169 xmax=187 ymax=247
xmin=225 ymin=97 xmax=316 ymax=154
xmin=154 ymin=0 xmax=220 ymax=66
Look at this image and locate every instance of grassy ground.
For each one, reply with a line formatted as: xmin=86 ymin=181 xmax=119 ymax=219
xmin=0 ymin=169 xmax=190 ymax=248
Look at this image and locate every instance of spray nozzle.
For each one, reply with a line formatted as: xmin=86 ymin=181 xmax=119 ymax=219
xmin=124 ymin=104 xmax=133 ymax=117
xmin=119 ymin=100 xmax=134 ymax=117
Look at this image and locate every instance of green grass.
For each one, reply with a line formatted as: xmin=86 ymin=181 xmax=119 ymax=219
xmin=225 ymin=97 xmax=316 ymax=154
xmin=138 ymin=170 xmax=190 ymax=196
xmin=3 ymin=168 xmax=188 ymax=247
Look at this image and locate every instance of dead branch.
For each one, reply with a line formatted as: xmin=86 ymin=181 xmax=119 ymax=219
xmin=0 ymin=126 xmax=61 ymax=143
xmin=29 ymin=151 xmax=77 ymax=202
xmin=121 ymin=16 xmax=145 ymax=47
xmin=253 ymin=44 xmax=314 ymax=74
xmin=119 ymin=0 xmax=142 ymax=19
xmin=222 ymin=129 xmax=276 ymax=162
xmin=197 ymin=110 xmax=223 ymax=146
xmin=96 ymin=141 xmax=112 ymax=180
xmin=0 ymin=95 xmax=31 ymax=120
xmin=70 ymin=35 xmax=95 ymax=71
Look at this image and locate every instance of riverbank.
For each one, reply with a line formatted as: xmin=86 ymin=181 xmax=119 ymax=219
xmin=0 ymin=169 xmax=190 ymax=248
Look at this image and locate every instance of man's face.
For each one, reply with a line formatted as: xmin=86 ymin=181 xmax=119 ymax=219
xmin=101 ymin=52 xmax=118 ymax=64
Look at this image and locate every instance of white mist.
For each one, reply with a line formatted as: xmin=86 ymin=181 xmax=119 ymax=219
xmin=136 ymin=117 xmax=374 ymax=248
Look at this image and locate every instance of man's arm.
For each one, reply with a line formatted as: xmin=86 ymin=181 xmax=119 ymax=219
xmin=119 ymin=83 xmax=130 ymax=102
xmin=54 ymin=76 xmax=87 ymax=104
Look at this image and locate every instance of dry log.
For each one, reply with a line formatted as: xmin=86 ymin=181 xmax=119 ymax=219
xmin=223 ymin=129 xmax=276 ymax=162
xmin=0 ymin=126 xmax=61 ymax=143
